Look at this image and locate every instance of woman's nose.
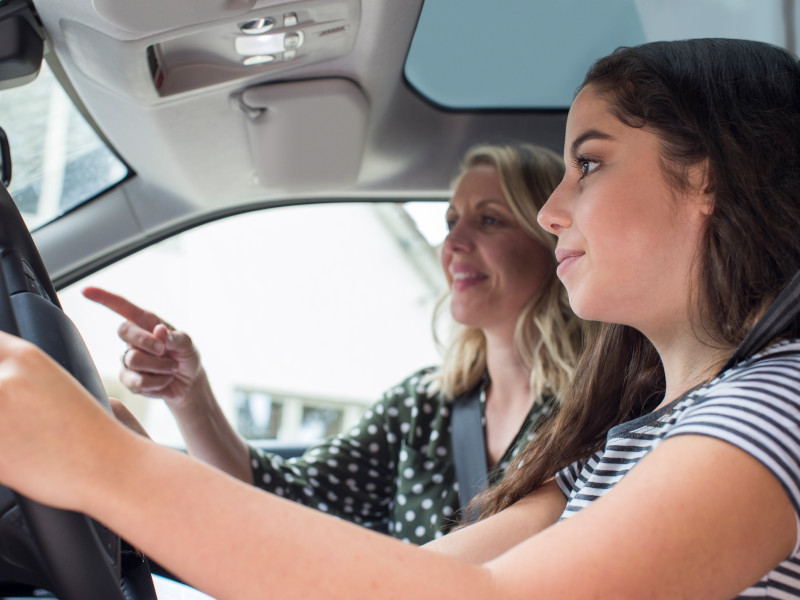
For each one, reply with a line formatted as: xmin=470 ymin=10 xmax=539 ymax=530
xmin=537 ymin=183 xmax=572 ymax=235
xmin=443 ymin=221 xmax=473 ymax=253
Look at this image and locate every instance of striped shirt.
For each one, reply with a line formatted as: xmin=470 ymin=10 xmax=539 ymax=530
xmin=555 ymin=339 xmax=800 ymax=599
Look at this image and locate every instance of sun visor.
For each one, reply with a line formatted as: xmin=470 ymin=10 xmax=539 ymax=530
xmin=239 ymin=78 xmax=368 ymax=193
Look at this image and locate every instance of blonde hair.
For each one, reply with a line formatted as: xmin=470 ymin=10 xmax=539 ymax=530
xmin=430 ymin=143 xmax=583 ymax=402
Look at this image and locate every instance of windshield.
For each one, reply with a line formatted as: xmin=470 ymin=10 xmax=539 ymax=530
xmin=405 ymin=0 xmax=796 ymax=109
xmin=0 ymin=58 xmax=128 ymax=229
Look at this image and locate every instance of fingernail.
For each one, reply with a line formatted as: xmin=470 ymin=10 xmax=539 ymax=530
xmin=153 ymin=341 xmax=165 ymax=354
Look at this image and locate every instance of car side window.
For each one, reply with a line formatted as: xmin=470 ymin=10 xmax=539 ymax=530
xmin=59 ymin=201 xmax=448 ymax=448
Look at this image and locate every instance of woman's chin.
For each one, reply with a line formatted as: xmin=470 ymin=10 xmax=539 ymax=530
xmin=449 ymin=304 xmax=483 ymax=328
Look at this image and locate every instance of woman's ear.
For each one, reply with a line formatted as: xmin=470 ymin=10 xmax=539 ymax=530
xmin=700 ymin=174 xmax=714 ymax=216
xmin=689 ymin=159 xmax=714 ymax=215
xmin=699 ymin=192 xmax=714 ymax=216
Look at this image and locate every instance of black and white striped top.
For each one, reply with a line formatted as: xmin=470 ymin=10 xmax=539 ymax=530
xmin=555 ymin=339 xmax=800 ymax=599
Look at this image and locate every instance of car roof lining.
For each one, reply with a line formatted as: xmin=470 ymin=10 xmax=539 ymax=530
xmin=27 ymin=0 xmax=567 ymax=282
xmin=30 ymin=0 xmax=566 ymax=206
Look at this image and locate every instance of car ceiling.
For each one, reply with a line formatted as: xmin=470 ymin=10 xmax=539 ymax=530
xmin=26 ymin=0 xmax=567 ymax=285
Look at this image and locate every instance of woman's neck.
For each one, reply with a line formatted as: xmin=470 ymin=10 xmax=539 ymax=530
xmin=482 ymin=329 xmax=538 ymax=466
xmin=651 ymin=325 xmax=733 ymax=409
xmin=484 ymin=330 xmax=533 ymax=409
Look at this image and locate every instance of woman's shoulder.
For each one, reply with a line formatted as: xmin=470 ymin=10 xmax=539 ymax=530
xmin=380 ymin=366 xmax=441 ymax=404
xmin=657 ymin=339 xmax=800 ymax=445
xmin=676 ymin=339 xmax=800 ymax=411
xmin=738 ymin=338 xmax=800 ymax=366
xmin=715 ymin=338 xmax=800 ymax=388
xmin=610 ymin=339 xmax=800 ymax=439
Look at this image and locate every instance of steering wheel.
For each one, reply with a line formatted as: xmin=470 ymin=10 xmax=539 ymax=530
xmin=0 ymin=183 xmax=157 ymax=599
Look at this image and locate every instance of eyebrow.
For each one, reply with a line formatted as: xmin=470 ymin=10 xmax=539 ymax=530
xmin=570 ymin=129 xmax=616 ymax=159
xmin=475 ymin=198 xmax=507 ymax=209
xmin=447 ymin=198 xmax=508 ymax=213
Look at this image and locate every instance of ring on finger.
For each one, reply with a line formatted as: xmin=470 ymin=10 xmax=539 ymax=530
xmin=122 ymin=347 xmax=133 ymax=369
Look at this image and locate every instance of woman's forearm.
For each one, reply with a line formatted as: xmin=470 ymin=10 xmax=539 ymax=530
xmin=90 ymin=432 xmax=498 ymax=600
xmin=165 ymin=369 xmax=253 ymax=484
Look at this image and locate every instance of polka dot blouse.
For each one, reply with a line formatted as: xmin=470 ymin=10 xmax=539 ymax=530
xmin=249 ymin=367 xmax=554 ymax=544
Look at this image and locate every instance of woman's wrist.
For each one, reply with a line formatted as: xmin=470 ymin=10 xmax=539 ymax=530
xmin=162 ymin=367 xmax=212 ymax=418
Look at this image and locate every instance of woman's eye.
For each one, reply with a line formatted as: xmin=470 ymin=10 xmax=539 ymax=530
xmin=578 ymin=158 xmax=599 ymax=178
xmin=445 ymin=216 xmax=456 ymax=231
xmin=482 ymin=215 xmax=501 ymax=227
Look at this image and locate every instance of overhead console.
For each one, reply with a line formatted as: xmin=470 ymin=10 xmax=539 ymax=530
xmin=57 ymin=0 xmax=359 ymax=101
xmin=146 ymin=0 xmax=359 ymax=97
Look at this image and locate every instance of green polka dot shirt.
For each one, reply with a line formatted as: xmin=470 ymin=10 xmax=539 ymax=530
xmin=249 ymin=367 xmax=554 ymax=544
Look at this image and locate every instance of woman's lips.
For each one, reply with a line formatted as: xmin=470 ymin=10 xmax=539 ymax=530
xmin=555 ymin=249 xmax=584 ymax=278
xmin=450 ymin=268 xmax=488 ymax=292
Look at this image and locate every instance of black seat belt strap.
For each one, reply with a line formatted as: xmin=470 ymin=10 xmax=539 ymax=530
xmin=451 ymin=387 xmax=488 ymax=523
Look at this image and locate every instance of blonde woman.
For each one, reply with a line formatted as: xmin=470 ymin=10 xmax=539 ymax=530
xmin=83 ymin=142 xmax=582 ymax=543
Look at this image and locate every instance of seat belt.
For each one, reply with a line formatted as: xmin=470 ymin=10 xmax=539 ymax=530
xmin=451 ymin=387 xmax=488 ymax=523
xmin=720 ymin=268 xmax=800 ymax=373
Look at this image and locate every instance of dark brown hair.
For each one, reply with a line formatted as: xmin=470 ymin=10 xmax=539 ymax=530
xmin=478 ymin=38 xmax=800 ymax=516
